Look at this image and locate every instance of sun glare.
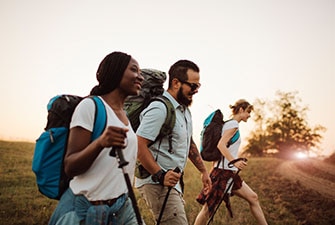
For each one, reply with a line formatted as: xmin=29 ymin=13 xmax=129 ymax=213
xmin=295 ymin=152 xmax=308 ymax=159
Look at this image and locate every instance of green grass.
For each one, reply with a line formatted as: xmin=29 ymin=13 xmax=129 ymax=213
xmin=0 ymin=140 xmax=334 ymax=225
xmin=0 ymin=141 xmax=57 ymax=225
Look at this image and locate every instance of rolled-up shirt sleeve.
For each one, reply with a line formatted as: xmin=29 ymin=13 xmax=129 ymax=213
xmin=136 ymin=101 xmax=167 ymax=142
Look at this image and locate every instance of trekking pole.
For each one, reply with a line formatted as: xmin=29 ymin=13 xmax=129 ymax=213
xmin=110 ymin=147 xmax=143 ymax=225
xmin=157 ymin=167 xmax=181 ymax=225
xmin=207 ymin=158 xmax=247 ymax=225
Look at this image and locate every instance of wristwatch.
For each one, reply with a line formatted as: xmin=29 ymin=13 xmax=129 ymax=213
xmin=151 ymin=169 xmax=165 ymax=183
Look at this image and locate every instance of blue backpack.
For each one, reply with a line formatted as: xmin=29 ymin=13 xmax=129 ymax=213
xmin=32 ymin=95 xmax=106 ymax=200
xmin=200 ymin=109 xmax=240 ymax=161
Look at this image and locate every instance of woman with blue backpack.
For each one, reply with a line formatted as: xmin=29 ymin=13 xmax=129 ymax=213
xmin=194 ymin=99 xmax=268 ymax=225
xmin=48 ymin=51 xmax=146 ymax=225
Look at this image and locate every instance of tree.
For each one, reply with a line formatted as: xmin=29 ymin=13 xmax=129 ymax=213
xmin=243 ymin=90 xmax=326 ymax=158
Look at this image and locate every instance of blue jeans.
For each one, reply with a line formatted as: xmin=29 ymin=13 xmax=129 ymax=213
xmin=49 ymin=188 xmax=144 ymax=225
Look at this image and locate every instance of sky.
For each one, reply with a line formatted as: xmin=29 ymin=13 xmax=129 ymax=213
xmin=1 ymin=0 xmax=334 ymax=156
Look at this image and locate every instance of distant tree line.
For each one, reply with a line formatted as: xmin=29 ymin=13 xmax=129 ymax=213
xmin=243 ymin=90 xmax=326 ymax=159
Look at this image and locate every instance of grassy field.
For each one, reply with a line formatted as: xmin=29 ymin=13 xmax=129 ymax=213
xmin=0 ymin=140 xmax=334 ymax=225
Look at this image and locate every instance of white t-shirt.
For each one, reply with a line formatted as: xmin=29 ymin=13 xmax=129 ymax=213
xmin=216 ymin=119 xmax=241 ymax=171
xmin=69 ymin=97 xmax=137 ymax=201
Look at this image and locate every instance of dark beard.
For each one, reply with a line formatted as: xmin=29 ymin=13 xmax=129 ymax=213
xmin=177 ymin=87 xmax=192 ymax=106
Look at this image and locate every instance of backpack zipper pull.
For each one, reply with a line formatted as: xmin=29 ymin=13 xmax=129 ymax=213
xmin=49 ymin=130 xmax=54 ymax=143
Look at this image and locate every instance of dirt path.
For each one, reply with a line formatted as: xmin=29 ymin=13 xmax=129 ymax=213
xmin=308 ymin=159 xmax=335 ymax=176
xmin=276 ymin=159 xmax=335 ymax=200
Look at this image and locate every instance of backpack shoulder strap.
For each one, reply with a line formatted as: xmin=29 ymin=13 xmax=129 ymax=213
xmin=228 ymin=129 xmax=240 ymax=146
xmin=89 ymin=96 xmax=107 ymax=140
xmin=224 ymin=119 xmax=240 ymax=147
xmin=151 ymin=95 xmax=176 ymax=141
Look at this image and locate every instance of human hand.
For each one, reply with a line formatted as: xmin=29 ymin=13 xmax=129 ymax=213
xmin=201 ymin=171 xmax=212 ymax=195
xmin=164 ymin=168 xmax=181 ymax=187
xmin=233 ymin=159 xmax=248 ymax=170
xmin=98 ymin=126 xmax=128 ymax=149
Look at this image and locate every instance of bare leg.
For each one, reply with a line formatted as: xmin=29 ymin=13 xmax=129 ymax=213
xmin=194 ymin=203 xmax=210 ymax=225
xmin=233 ymin=181 xmax=268 ymax=225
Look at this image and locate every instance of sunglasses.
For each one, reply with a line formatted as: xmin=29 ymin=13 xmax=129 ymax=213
xmin=180 ymin=80 xmax=201 ymax=91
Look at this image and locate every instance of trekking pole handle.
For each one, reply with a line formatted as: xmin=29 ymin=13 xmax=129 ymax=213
xmin=157 ymin=166 xmax=181 ymax=225
xmin=110 ymin=147 xmax=129 ymax=168
xmin=173 ymin=167 xmax=181 ymax=173
xmin=228 ymin=157 xmax=248 ymax=168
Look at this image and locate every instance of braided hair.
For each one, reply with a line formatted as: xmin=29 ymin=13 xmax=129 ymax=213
xmin=90 ymin=51 xmax=131 ymax=95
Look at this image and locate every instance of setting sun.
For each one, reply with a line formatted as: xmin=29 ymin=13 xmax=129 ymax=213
xmin=295 ymin=152 xmax=308 ymax=159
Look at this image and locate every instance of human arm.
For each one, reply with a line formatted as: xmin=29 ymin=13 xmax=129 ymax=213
xmin=63 ymin=97 xmax=129 ymax=177
xmin=217 ymin=128 xmax=247 ymax=170
xmin=137 ymin=135 xmax=181 ymax=187
xmin=137 ymin=135 xmax=162 ymax=176
xmin=136 ymin=101 xmax=181 ymax=187
xmin=188 ymin=137 xmax=212 ymax=193
xmin=64 ymin=125 xmax=128 ymax=177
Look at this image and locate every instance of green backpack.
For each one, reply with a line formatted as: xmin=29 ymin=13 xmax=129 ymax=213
xmin=124 ymin=69 xmax=176 ymax=178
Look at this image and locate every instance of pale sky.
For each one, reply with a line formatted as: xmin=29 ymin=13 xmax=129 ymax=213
xmin=1 ymin=0 xmax=334 ymax=156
